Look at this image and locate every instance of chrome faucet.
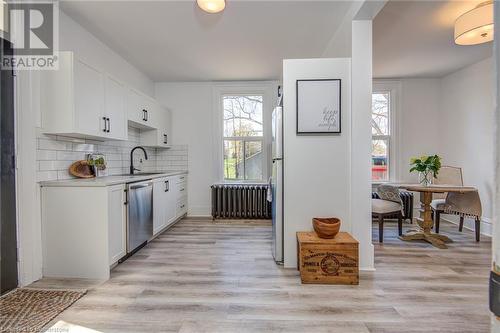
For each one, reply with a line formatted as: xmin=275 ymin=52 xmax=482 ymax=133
xmin=130 ymin=146 xmax=148 ymax=175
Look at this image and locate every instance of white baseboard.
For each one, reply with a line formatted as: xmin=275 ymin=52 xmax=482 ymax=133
xmin=186 ymin=215 xmax=212 ymax=219
xmin=441 ymin=215 xmax=492 ymax=237
xmin=188 ymin=205 xmax=211 ymax=216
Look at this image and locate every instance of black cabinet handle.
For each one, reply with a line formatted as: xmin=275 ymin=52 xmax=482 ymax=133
xmin=142 ymin=109 xmax=147 ymax=121
xmin=107 ymin=118 xmax=110 ymax=133
xmin=145 ymin=110 xmax=148 ymax=121
xmin=165 ymin=180 xmax=169 ymax=192
xmin=163 ymin=134 xmax=168 ymax=144
xmin=102 ymin=117 xmax=107 ymax=132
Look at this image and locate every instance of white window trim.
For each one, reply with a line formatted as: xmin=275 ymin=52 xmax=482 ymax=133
xmin=212 ymin=81 xmax=278 ymax=183
xmin=372 ymin=80 xmax=401 ymax=184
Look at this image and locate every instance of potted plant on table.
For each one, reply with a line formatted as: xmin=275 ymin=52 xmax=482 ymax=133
xmin=409 ymin=155 xmax=442 ymax=186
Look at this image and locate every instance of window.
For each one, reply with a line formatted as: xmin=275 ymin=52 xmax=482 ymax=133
xmin=223 ymin=95 xmax=264 ymax=181
xmin=372 ymin=92 xmax=391 ymax=182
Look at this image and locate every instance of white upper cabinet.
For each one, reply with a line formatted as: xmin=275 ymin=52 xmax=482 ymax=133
xmin=40 ymin=52 xmax=127 ymax=140
xmin=73 ymin=58 xmax=104 ymax=136
xmin=127 ymin=88 xmax=159 ymax=129
xmin=140 ymin=104 xmax=172 ymax=148
xmin=104 ymin=75 xmax=128 ymax=140
xmin=41 ymin=51 xmax=172 ymax=144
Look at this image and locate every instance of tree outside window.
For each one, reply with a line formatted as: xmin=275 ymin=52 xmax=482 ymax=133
xmin=372 ymin=92 xmax=390 ymax=181
xmin=223 ymin=95 xmax=264 ymax=181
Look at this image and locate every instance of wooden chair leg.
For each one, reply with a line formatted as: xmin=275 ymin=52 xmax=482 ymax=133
xmin=475 ymin=217 xmax=480 ymax=242
xmin=459 ymin=216 xmax=464 ymax=232
xmin=435 ymin=211 xmax=440 ymax=234
xmin=398 ymin=212 xmax=403 ymax=236
xmin=378 ymin=214 xmax=384 ymax=243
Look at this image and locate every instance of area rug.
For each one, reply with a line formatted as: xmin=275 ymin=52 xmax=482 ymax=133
xmin=0 ymin=288 xmax=86 ymax=332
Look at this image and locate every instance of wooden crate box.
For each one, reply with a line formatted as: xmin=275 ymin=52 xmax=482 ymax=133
xmin=297 ymin=231 xmax=359 ymax=285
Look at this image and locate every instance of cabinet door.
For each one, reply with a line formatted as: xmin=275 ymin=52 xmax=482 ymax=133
xmin=174 ymin=175 xmax=187 ymax=219
xmin=74 ymin=59 xmax=104 ymax=135
xmin=153 ymin=178 xmax=168 ymax=235
xmin=144 ymin=98 xmax=158 ymax=128
xmin=157 ymin=107 xmax=171 ymax=147
xmin=165 ymin=178 xmax=177 ymax=225
xmin=105 ymin=75 xmax=128 ymax=140
xmin=108 ymin=185 xmax=126 ymax=265
xmin=127 ymin=89 xmax=155 ymax=128
xmin=127 ymin=89 xmax=143 ymax=124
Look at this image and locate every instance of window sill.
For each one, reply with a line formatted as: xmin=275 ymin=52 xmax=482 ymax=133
xmin=372 ymin=180 xmax=391 ymax=185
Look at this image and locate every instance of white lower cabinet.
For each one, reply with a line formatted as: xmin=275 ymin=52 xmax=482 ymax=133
xmin=108 ymin=184 xmax=127 ymax=265
xmin=153 ymin=174 xmax=187 ymax=236
xmin=153 ymin=177 xmax=168 ymax=235
xmin=41 ymin=173 xmax=187 ymax=281
xmin=153 ymin=176 xmax=176 ymax=236
xmin=176 ymin=175 xmax=188 ymax=217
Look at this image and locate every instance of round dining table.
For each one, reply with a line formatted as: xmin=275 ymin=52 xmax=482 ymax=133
xmin=395 ymin=184 xmax=477 ymax=249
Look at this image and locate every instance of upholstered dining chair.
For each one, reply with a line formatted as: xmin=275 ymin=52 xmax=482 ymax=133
xmin=372 ymin=184 xmax=403 ymax=243
xmin=431 ymin=166 xmax=463 ymax=233
xmin=431 ymin=166 xmax=482 ymax=241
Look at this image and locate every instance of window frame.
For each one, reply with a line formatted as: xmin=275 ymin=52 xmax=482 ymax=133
xmin=372 ymin=81 xmax=400 ymax=184
xmin=223 ymin=137 xmax=264 ymax=181
xmin=213 ymin=82 xmax=277 ymax=183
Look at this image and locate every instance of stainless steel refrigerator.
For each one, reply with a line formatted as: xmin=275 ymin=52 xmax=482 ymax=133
xmin=271 ymin=90 xmax=283 ymax=264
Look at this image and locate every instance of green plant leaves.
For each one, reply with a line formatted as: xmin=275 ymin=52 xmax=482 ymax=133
xmin=409 ymin=154 xmax=441 ymax=177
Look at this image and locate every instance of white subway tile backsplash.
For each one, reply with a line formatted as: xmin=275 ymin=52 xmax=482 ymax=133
xmin=36 ymin=125 xmax=188 ymax=182
xmin=72 ymin=143 xmax=97 ymax=152
xmin=36 ymin=150 xmax=57 ymax=161
xmin=57 ymin=170 xmax=73 ymax=180
xmin=36 ymin=171 xmax=59 ymax=182
xmin=56 ymin=151 xmax=87 ymax=161
xmin=38 ymin=139 xmax=72 ymax=151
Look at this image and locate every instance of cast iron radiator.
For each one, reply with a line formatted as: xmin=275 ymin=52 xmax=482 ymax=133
xmin=372 ymin=191 xmax=414 ymax=221
xmin=211 ymin=184 xmax=272 ymax=219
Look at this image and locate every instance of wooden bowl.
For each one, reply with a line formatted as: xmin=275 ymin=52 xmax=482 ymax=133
xmin=312 ymin=217 xmax=341 ymax=239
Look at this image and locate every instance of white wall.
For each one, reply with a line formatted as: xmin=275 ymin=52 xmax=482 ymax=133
xmin=154 ymin=83 xmax=214 ymax=216
xmin=154 ymin=81 xmax=277 ymax=216
xmin=16 ymin=12 xmax=155 ymax=286
xmin=59 ymin=12 xmax=154 ymax=97
xmin=351 ymin=20 xmax=374 ymax=270
xmin=282 ymin=58 xmax=353 ymax=268
xmin=382 ymin=57 xmax=495 ymax=236
xmin=439 ymin=57 xmax=495 ymax=234
xmin=398 ymin=79 xmax=441 ymax=182
xmin=492 ymin=4 xmax=499 ymax=330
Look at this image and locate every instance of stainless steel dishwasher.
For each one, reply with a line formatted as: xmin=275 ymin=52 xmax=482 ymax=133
xmin=126 ymin=180 xmax=153 ymax=255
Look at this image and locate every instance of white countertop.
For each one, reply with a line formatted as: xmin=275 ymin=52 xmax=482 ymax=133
xmin=39 ymin=170 xmax=188 ymax=187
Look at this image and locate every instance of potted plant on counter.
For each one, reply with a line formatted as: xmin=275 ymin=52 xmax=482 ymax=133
xmin=87 ymin=154 xmax=107 ymax=177
xmin=409 ymin=155 xmax=442 ymax=186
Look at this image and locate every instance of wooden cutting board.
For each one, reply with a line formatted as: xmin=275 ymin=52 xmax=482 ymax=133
xmin=68 ymin=160 xmax=95 ymax=178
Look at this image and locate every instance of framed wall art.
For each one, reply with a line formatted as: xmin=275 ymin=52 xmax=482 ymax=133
xmin=296 ymin=79 xmax=341 ymax=134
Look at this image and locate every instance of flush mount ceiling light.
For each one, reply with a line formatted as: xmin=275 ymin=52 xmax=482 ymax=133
xmin=454 ymin=1 xmax=493 ymax=45
xmin=197 ymin=0 xmax=225 ymax=13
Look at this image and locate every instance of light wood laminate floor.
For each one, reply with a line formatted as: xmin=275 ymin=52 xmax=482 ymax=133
xmin=32 ymin=218 xmax=491 ymax=333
